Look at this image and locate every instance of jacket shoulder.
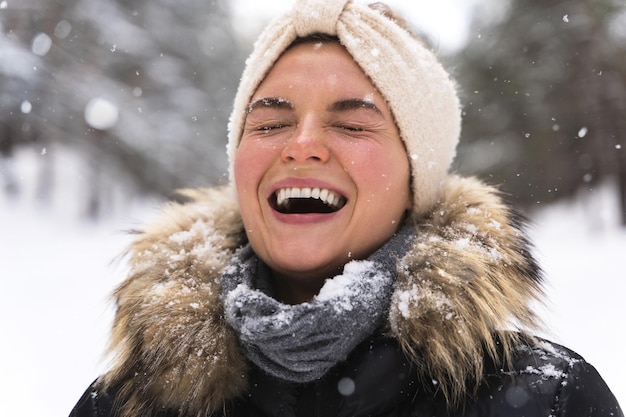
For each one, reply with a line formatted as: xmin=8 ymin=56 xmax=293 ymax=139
xmin=472 ymin=338 xmax=623 ymax=417
xmin=526 ymin=340 xmax=624 ymax=417
xmin=69 ymin=380 xmax=115 ymax=417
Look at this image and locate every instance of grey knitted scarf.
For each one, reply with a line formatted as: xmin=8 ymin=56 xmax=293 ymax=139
xmin=221 ymin=225 xmax=415 ymax=383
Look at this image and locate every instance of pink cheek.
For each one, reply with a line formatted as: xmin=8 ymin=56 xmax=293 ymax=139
xmin=346 ymin=155 xmax=408 ymax=196
xmin=347 ymin=154 xmax=389 ymax=178
xmin=234 ymin=142 xmax=277 ymax=193
xmin=234 ymin=154 xmax=255 ymax=194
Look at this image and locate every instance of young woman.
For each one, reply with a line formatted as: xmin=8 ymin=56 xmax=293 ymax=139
xmin=70 ymin=1 xmax=623 ymax=416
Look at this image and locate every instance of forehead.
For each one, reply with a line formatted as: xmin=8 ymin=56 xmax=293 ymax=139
xmin=254 ymin=41 xmax=387 ymax=107
xmin=271 ymin=42 xmax=362 ymax=80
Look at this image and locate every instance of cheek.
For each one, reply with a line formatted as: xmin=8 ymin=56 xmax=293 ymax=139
xmin=234 ymin=140 xmax=268 ymax=194
xmin=343 ymin=144 xmax=410 ymax=198
xmin=234 ymin=144 xmax=265 ymax=232
xmin=233 ymin=152 xmax=252 ymax=194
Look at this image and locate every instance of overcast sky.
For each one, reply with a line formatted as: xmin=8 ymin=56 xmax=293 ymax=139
xmin=229 ymin=0 xmax=479 ymax=53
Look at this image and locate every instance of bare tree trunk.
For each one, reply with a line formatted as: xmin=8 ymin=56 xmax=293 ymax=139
xmin=577 ymin=2 xmax=626 ymax=227
xmin=0 ymin=121 xmax=19 ymax=196
xmin=618 ymin=156 xmax=626 ymax=226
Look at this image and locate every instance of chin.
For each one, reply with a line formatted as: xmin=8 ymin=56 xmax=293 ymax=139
xmin=269 ymin=256 xmax=345 ymax=280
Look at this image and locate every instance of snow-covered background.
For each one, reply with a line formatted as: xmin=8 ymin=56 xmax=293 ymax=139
xmin=1 ymin=147 xmax=624 ymax=416
xmin=1 ymin=0 xmax=624 ymax=415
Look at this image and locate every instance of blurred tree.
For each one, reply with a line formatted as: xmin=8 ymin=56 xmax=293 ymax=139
xmin=453 ymin=0 xmax=626 ymax=225
xmin=1 ymin=0 xmax=243 ymax=217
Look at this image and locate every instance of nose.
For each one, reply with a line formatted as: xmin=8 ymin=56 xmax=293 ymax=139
xmin=280 ymin=120 xmax=330 ymax=163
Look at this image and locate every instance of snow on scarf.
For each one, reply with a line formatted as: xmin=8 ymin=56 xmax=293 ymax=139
xmin=221 ymin=225 xmax=416 ymax=383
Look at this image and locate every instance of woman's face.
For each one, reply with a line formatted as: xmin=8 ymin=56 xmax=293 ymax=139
xmin=234 ymin=41 xmax=411 ymax=298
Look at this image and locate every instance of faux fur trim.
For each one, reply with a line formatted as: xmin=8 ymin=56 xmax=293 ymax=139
xmin=101 ymin=176 xmax=544 ymax=416
xmin=389 ymin=176 xmax=543 ymax=404
xmin=102 ymin=186 xmax=247 ymax=416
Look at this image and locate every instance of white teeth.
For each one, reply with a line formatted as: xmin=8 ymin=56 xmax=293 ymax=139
xmin=275 ymin=187 xmax=345 ymax=209
xmin=319 ymin=188 xmax=328 ymax=201
xmin=277 ymin=189 xmax=286 ymax=206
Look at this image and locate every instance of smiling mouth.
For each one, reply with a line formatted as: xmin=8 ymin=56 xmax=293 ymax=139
xmin=271 ymin=187 xmax=347 ymax=214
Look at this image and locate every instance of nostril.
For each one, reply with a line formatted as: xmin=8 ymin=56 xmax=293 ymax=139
xmin=280 ymin=131 xmax=330 ymax=163
xmin=281 ymin=148 xmax=328 ymax=163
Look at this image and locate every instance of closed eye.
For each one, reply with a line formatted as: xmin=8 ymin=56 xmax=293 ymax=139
xmin=259 ymin=124 xmax=285 ymax=131
xmin=335 ymin=125 xmax=365 ymax=132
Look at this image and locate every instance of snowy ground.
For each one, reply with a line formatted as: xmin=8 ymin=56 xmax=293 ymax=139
xmin=530 ymin=186 xmax=626 ymax=409
xmin=1 ymin=149 xmax=625 ymax=415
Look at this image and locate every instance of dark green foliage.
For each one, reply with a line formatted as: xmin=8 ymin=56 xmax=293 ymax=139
xmin=451 ymin=0 xmax=626 ymax=222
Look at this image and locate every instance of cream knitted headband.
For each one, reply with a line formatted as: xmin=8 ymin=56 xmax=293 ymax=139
xmin=227 ymin=0 xmax=461 ymax=216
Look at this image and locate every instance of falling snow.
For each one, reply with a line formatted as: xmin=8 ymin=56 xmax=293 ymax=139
xmin=0 ymin=151 xmax=624 ymax=415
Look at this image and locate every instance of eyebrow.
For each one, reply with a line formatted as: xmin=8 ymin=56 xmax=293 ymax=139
xmin=245 ymin=97 xmax=384 ymax=116
xmin=328 ymin=98 xmax=383 ymax=115
xmin=246 ymin=97 xmax=294 ymax=114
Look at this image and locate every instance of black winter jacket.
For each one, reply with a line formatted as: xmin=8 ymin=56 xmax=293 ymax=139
xmin=68 ymin=178 xmax=623 ymax=417
xmin=71 ymin=334 xmax=621 ymax=417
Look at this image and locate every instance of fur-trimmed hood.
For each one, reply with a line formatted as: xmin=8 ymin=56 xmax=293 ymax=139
xmin=101 ymin=175 xmax=544 ymax=416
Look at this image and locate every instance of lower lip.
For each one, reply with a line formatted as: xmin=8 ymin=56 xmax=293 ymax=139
xmin=271 ymin=209 xmax=342 ymax=224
